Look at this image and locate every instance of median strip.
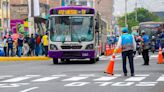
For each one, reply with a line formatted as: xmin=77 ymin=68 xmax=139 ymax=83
xmin=0 ymin=56 xmax=52 ymax=62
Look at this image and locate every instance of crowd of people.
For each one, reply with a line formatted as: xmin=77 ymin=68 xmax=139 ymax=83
xmin=2 ymin=32 xmax=49 ymax=57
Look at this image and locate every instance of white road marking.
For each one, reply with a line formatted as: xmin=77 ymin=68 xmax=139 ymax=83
xmin=20 ymin=87 xmax=39 ymax=92
xmin=32 ymin=77 xmax=59 ymax=82
xmin=135 ymin=74 xmax=150 ymax=77
xmin=1 ymin=76 xmax=34 ymax=82
xmin=157 ymin=75 xmax=164 ymax=81
xmin=150 ymin=55 xmax=158 ymax=58
xmin=93 ymin=77 xmax=117 ymax=81
xmin=113 ymin=74 xmax=122 ymax=77
xmin=62 ymin=77 xmax=88 ymax=81
xmin=112 ymin=82 xmax=134 ymax=86
xmin=125 ymin=77 xmax=146 ymax=81
xmin=25 ymin=75 xmax=40 ymax=77
xmin=95 ymin=82 xmax=113 ymax=86
xmin=136 ymin=82 xmax=157 ymax=86
xmin=79 ymin=74 xmax=95 ymax=77
xmin=64 ymin=82 xmax=90 ymax=87
xmin=52 ymin=74 xmax=66 ymax=77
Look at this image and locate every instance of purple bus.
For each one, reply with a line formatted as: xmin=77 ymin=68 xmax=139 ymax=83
xmin=48 ymin=6 xmax=104 ymax=64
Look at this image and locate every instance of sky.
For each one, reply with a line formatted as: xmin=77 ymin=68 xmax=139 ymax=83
xmin=113 ymin=0 xmax=164 ymax=16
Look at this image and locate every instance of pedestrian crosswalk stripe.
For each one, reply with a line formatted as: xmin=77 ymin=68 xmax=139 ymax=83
xmin=93 ymin=77 xmax=117 ymax=81
xmin=125 ymin=77 xmax=146 ymax=81
xmin=32 ymin=77 xmax=59 ymax=82
xmin=1 ymin=76 xmax=34 ymax=82
xmin=156 ymin=75 xmax=164 ymax=81
xmin=62 ymin=77 xmax=88 ymax=81
xmin=52 ymin=74 xmax=66 ymax=77
xmin=135 ymin=74 xmax=150 ymax=77
xmin=79 ymin=74 xmax=95 ymax=77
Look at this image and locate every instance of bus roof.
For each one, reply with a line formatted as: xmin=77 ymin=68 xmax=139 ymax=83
xmin=49 ymin=6 xmax=95 ymax=15
xmin=139 ymin=21 xmax=164 ymax=25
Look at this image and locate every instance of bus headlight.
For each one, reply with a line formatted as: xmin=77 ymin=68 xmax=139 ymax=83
xmin=50 ymin=44 xmax=58 ymax=50
xmin=86 ymin=44 xmax=94 ymax=49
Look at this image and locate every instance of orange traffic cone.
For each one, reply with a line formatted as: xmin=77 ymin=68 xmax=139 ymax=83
xmin=158 ymin=47 xmax=163 ymax=64
xmin=104 ymin=54 xmax=115 ymax=75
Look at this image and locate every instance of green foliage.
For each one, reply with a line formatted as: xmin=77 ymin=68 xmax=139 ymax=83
xmin=118 ymin=8 xmax=160 ymax=33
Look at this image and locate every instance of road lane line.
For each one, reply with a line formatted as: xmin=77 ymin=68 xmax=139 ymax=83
xmin=20 ymin=87 xmax=39 ymax=92
xmin=157 ymin=75 xmax=164 ymax=81
xmin=62 ymin=77 xmax=88 ymax=81
xmin=32 ymin=77 xmax=59 ymax=82
xmin=1 ymin=76 xmax=34 ymax=82
xmin=125 ymin=77 xmax=146 ymax=81
xmin=93 ymin=77 xmax=117 ymax=81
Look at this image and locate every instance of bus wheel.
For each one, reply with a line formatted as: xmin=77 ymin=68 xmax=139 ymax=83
xmin=53 ymin=58 xmax=58 ymax=64
xmin=90 ymin=58 xmax=97 ymax=64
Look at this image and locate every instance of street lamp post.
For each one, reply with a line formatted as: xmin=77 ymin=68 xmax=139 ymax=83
xmin=125 ymin=0 xmax=128 ymax=27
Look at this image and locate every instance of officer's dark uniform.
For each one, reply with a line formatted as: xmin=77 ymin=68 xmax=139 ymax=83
xmin=141 ymin=32 xmax=150 ymax=65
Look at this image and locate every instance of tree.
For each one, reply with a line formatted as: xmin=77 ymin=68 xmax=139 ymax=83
xmin=118 ymin=8 xmax=160 ymax=33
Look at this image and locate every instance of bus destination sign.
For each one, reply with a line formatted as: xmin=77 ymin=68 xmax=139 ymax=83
xmin=58 ymin=9 xmax=87 ymax=15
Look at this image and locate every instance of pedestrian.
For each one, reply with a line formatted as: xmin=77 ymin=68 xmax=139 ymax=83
xmin=29 ymin=34 xmax=35 ymax=56
xmin=17 ymin=33 xmax=24 ymax=57
xmin=42 ymin=32 xmax=49 ymax=56
xmin=35 ymin=34 xmax=41 ymax=56
xmin=7 ymin=35 xmax=14 ymax=56
xmin=141 ymin=30 xmax=150 ymax=65
xmin=23 ymin=41 xmax=29 ymax=56
xmin=114 ymin=27 xmax=136 ymax=76
xmin=24 ymin=34 xmax=31 ymax=56
xmin=3 ymin=36 xmax=7 ymax=56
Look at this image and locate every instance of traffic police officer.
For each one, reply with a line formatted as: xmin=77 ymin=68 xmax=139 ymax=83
xmin=114 ymin=27 xmax=136 ymax=76
xmin=141 ymin=30 xmax=150 ymax=65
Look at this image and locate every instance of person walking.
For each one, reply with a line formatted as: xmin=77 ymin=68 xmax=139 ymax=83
xmin=23 ymin=41 xmax=30 ymax=56
xmin=42 ymin=32 xmax=49 ymax=56
xmin=141 ymin=30 xmax=150 ymax=65
xmin=114 ymin=27 xmax=136 ymax=76
xmin=29 ymin=34 xmax=35 ymax=56
xmin=35 ymin=34 xmax=41 ymax=56
xmin=3 ymin=36 xmax=7 ymax=56
xmin=7 ymin=35 xmax=14 ymax=56
xmin=17 ymin=33 xmax=24 ymax=57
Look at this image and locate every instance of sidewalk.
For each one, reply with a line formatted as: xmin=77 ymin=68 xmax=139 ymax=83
xmin=0 ymin=56 xmax=51 ymax=62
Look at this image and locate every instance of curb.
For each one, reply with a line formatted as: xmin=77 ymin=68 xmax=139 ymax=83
xmin=0 ymin=56 xmax=52 ymax=62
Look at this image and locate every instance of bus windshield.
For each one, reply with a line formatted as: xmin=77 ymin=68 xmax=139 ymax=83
xmin=140 ymin=23 xmax=162 ymax=37
xmin=50 ymin=16 xmax=94 ymax=42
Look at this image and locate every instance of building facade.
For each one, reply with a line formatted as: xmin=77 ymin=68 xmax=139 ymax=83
xmin=0 ymin=0 xmax=10 ymax=37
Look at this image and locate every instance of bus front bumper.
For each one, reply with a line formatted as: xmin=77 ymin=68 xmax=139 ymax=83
xmin=48 ymin=50 xmax=95 ymax=59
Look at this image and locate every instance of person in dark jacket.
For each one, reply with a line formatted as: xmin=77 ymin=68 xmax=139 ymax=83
xmin=17 ymin=33 xmax=24 ymax=57
xmin=7 ymin=35 xmax=14 ymax=56
xmin=29 ymin=34 xmax=35 ymax=56
xmin=141 ymin=30 xmax=150 ymax=65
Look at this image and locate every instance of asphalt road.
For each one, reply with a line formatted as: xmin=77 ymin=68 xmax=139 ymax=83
xmin=0 ymin=52 xmax=164 ymax=92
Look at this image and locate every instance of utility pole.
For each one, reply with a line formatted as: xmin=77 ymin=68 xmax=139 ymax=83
xmin=125 ymin=0 xmax=128 ymax=27
xmin=135 ymin=0 xmax=138 ymax=21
